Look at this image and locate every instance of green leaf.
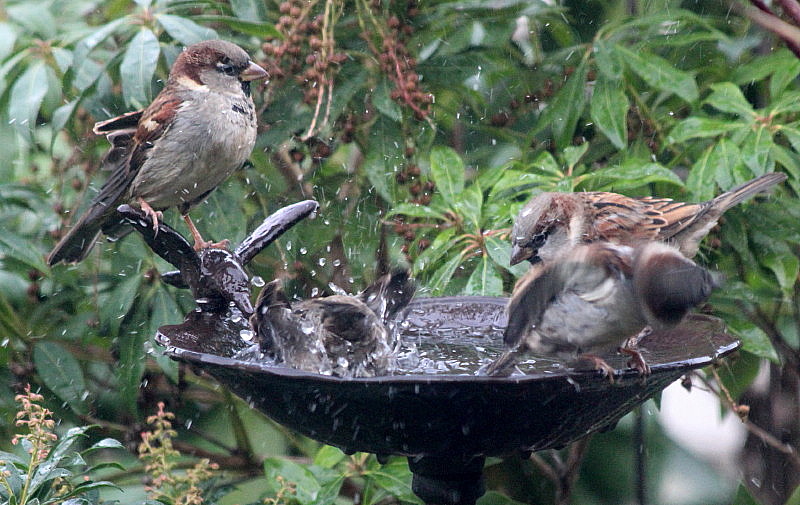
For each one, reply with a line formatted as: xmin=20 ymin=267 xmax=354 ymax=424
xmin=230 ymin=0 xmax=267 ymax=22
xmin=263 ymin=458 xmax=321 ymax=503
xmin=686 ymin=145 xmax=717 ymax=200
xmin=365 ymin=458 xmax=420 ymax=504
xmin=594 ymin=39 xmax=624 ymax=80
xmin=72 ymin=17 xmax=128 ymax=70
xmin=704 ymin=82 xmax=755 ymax=118
xmin=534 ymin=59 xmax=588 ymax=149
xmin=0 ymin=22 xmax=18 ymax=62
xmin=616 ymin=45 xmax=699 ymax=103
xmin=453 ymin=183 xmax=483 ymax=228
xmin=374 ymin=79 xmax=402 ymax=122
xmin=388 ymin=202 xmax=448 ymax=221
xmin=194 ymin=15 xmax=282 ymax=39
xmin=8 ymin=61 xmax=50 ymax=143
xmin=741 ymin=126 xmax=774 ymax=176
xmin=120 ymin=28 xmax=160 ymax=108
xmin=50 ymin=99 xmax=79 ymax=150
xmin=157 ymin=14 xmax=218 ymax=46
xmin=429 ymin=252 xmax=465 ymax=296
xmin=667 ymin=117 xmax=741 ymax=144
xmin=762 ymin=250 xmax=799 ymax=297
xmin=313 ymin=445 xmax=346 ymax=469
xmin=430 ymin=146 xmax=466 ymax=205
xmin=485 ymin=235 xmax=528 ymax=277
xmin=464 ymin=255 xmax=503 ymax=296
xmin=413 ymin=227 xmax=458 ymax=274
xmin=587 ymin=161 xmax=684 ymax=191
xmin=770 ymin=55 xmax=800 ymax=99
xmin=590 ymin=73 xmax=628 ymax=148
xmin=33 ymin=342 xmax=88 ymax=415
xmin=0 ymin=229 xmax=48 ymax=272
xmin=708 ymin=138 xmax=749 ymax=188
xmin=148 ymin=288 xmax=181 ymax=382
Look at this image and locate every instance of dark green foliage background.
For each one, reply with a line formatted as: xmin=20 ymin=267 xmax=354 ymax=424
xmin=0 ymin=0 xmax=798 ymax=503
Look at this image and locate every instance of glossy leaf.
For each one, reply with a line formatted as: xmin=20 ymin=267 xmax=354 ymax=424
xmin=534 ymin=59 xmax=588 ymax=149
xmin=667 ymin=117 xmax=741 ymax=144
xmin=741 ymin=126 xmax=774 ymax=176
xmin=230 ymin=0 xmax=267 ymax=22
xmin=8 ymin=61 xmax=50 ymax=143
xmin=120 ymin=28 xmax=160 ymax=108
xmin=157 ymin=14 xmax=218 ymax=46
xmin=263 ymin=457 xmax=322 ymax=503
xmin=685 ymin=144 xmax=717 ymax=200
xmin=485 ymin=235 xmax=528 ymax=277
xmin=616 ymin=45 xmax=698 ymax=103
xmin=590 ymin=73 xmax=628 ymax=148
xmin=33 ymin=342 xmax=88 ymax=415
xmin=428 ymin=252 xmax=465 ymax=296
xmin=464 ymin=254 xmax=503 ymax=296
xmin=195 ymin=15 xmax=282 ymax=39
xmin=704 ymin=82 xmax=755 ymax=118
xmin=430 ymin=146 xmax=466 ymax=205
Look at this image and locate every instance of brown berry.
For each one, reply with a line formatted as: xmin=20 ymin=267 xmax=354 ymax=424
xmin=407 ymin=164 xmax=420 ymax=176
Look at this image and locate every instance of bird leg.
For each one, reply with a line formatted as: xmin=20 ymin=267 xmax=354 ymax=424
xmin=182 ymin=215 xmax=230 ymax=251
xmin=574 ymin=354 xmax=616 ymax=383
xmin=619 ymin=328 xmax=652 ymax=376
xmin=137 ymin=198 xmax=163 ymax=232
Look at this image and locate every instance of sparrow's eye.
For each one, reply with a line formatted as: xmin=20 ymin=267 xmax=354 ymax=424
xmin=529 ymin=231 xmax=549 ymax=249
xmin=217 ymin=58 xmax=237 ymax=76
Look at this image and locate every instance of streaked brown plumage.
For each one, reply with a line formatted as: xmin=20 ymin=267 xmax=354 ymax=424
xmin=48 ymin=40 xmax=268 ymax=265
xmin=490 ymin=242 xmax=717 ymax=378
xmin=250 ymin=269 xmax=416 ymax=378
xmin=510 ymin=172 xmax=787 ymax=265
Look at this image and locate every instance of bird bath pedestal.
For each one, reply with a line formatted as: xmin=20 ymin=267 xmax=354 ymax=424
xmin=156 ymin=298 xmax=739 ymax=505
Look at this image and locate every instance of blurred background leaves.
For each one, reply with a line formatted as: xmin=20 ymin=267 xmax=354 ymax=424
xmin=0 ymin=0 xmax=799 ymax=504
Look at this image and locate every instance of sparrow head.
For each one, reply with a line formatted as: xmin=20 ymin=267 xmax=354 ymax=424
xmin=171 ymin=39 xmax=268 ymax=96
xmin=510 ymin=192 xmax=582 ymax=265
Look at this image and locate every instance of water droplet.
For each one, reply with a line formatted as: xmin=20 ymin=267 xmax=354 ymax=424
xmin=311 ymin=287 xmax=319 ymax=297
xmin=318 ymin=258 xmax=326 ymax=266
xmin=251 ymin=276 xmax=265 ymax=287
xmin=286 ymin=241 xmax=292 ymax=251
xmin=240 ymin=329 xmax=255 ymax=341
xmin=300 ymin=247 xmax=308 ymax=255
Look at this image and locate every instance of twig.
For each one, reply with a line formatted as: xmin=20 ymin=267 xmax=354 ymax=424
xmin=735 ymin=1 xmax=800 ymax=58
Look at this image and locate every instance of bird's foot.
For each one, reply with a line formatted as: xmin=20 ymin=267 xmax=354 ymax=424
xmin=183 ymin=215 xmax=230 ymax=251
xmin=138 ymin=198 xmax=163 ymax=232
xmin=619 ymin=342 xmax=651 ymax=377
xmin=624 ymin=326 xmax=653 ymax=349
xmin=575 ymin=354 xmax=616 ymax=383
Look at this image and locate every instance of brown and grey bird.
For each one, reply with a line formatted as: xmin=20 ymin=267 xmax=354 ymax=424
xmin=510 ymin=172 xmax=787 ymax=265
xmin=250 ymin=269 xmax=416 ymax=378
xmin=47 ymin=39 xmax=268 ymax=265
xmin=489 ymin=241 xmax=717 ymax=378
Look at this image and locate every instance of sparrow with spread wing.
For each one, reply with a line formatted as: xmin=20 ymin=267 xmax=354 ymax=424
xmin=510 ymin=172 xmax=787 ymax=265
xmin=250 ymin=269 xmax=416 ymax=378
xmin=48 ymin=39 xmax=268 ymax=265
xmin=489 ymin=241 xmax=717 ymax=378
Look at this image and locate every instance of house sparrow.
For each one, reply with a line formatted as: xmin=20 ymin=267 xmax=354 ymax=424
xmin=489 ymin=241 xmax=717 ymax=378
xmin=510 ymin=172 xmax=787 ymax=265
xmin=250 ymin=269 xmax=416 ymax=377
xmin=47 ymin=39 xmax=268 ymax=265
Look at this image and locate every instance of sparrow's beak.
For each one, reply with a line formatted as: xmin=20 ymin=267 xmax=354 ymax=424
xmin=241 ymin=61 xmax=269 ymax=81
xmin=510 ymin=244 xmax=535 ymax=266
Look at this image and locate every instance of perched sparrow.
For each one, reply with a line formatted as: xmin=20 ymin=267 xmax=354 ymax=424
xmin=489 ymin=241 xmax=716 ymax=378
xmin=250 ymin=269 xmax=416 ymax=377
xmin=47 ymin=40 xmax=268 ymax=265
xmin=510 ymin=172 xmax=787 ymax=265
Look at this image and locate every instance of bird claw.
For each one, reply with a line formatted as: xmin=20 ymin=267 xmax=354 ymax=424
xmin=574 ymin=354 xmax=617 ymax=384
xmin=619 ymin=342 xmax=651 ymax=377
xmin=138 ymin=198 xmax=163 ymax=233
xmin=194 ymin=238 xmax=231 ymax=252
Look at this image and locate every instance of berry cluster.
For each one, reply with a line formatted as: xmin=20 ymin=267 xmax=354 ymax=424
xmin=361 ymin=1 xmax=433 ymax=121
xmin=262 ymin=0 xmax=346 ymax=139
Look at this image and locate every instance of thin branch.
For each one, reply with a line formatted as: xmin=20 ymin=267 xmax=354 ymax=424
xmin=736 ymin=1 xmax=800 ymax=58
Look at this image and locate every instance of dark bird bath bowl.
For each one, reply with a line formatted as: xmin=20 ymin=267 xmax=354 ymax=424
xmin=156 ymin=296 xmax=739 ymax=505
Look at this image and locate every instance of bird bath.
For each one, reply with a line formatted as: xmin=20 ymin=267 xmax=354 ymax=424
xmin=127 ymin=202 xmax=740 ymax=505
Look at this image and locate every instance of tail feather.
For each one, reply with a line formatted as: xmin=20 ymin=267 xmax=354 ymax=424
xmin=712 ymin=172 xmax=786 ymax=211
xmin=358 ymin=268 xmax=416 ymax=323
xmin=46 ymin=214 xmax=104 ymax=265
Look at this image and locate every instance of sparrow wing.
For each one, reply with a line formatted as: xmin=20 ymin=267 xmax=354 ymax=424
xmin=316 ymin=297 xmax=375 ymax=343
xmin=504 ymin=263 xmax=566 ymax=348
